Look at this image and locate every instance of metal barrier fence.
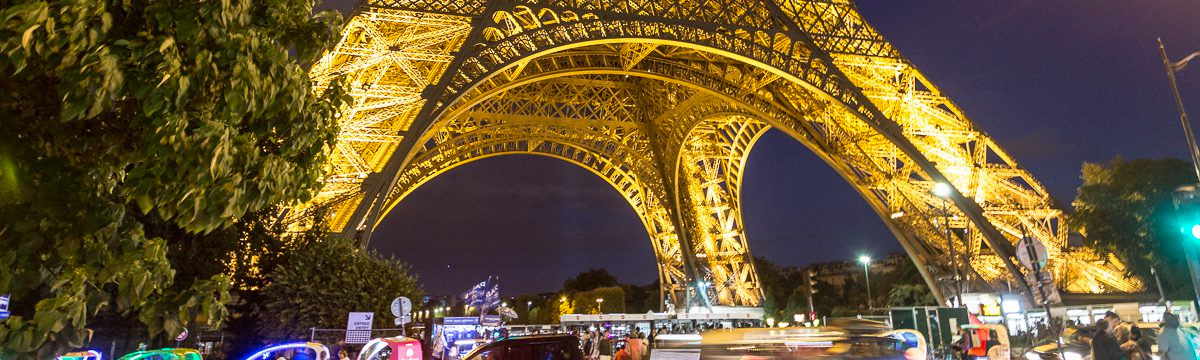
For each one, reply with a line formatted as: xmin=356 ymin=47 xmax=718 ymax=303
xmin=308 ymin=328 xmax=412 ymax=344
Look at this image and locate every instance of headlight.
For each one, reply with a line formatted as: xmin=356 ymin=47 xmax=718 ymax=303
xmin=1064 ymin=352 xmax=1082 ymax=360
xmin=1024 ymin=352 xmax=1041 ymax=360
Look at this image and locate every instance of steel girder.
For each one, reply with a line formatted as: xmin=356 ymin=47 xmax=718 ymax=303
xmin=294 ymin=0 xmax=1144 ymax=308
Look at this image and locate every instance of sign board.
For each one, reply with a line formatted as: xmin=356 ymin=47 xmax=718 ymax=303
xmin=391 ymin=297 xmax=412 ymax=318
xmin=1026 ymin=270 xmax=1062 ymax=305
xmin=482 ymin=314 xmax=502 ymax=326
xmin=0 ymin=293 xmax=9 ymax=320
xmin=345 ymin=312 xmax=374 ymax=344
xmin=443 ymin=317 xmax=480 ymax=326
xmin=1016 ymin=237 xmax=1048 ymax=270
xmin=394 ymin=316 xmax=411 ymax=326
xmin=175 ymin=328 xmax=189 ymax=342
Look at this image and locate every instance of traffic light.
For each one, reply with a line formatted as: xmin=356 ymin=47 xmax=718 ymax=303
xmin=1174 ymin=185 xmax=1200 ymax=241
xmin=805 ymin=269 xmax=819 ymax=295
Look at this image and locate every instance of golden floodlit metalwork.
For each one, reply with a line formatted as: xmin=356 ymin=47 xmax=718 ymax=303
xmin=291 ymin=0 xmax=1143 ymax=307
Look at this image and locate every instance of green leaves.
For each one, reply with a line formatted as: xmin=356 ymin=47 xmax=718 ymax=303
xmin=257 ymin=235 xmax=422 ymax=339
xmin=1071 ymin=158 xmax=1196 ymax=296
xmin=0 ymin=0 xmax=346 ymax=357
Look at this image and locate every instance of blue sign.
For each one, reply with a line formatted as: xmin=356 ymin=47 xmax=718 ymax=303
xmin=443 ymin=317 xmax=479 ymax=326
xmin=0 ymin=293 xmax=9 ymax=320
xmin=482 ymin=315 xmax=502 ymax=326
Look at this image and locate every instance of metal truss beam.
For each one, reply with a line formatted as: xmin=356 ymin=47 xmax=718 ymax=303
xmin=290 ymin=0 xmax=1146 ymax=308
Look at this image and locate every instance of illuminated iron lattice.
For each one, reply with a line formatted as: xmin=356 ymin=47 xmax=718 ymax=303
xmin=290 ymin=0 xmax=1143 ymax=307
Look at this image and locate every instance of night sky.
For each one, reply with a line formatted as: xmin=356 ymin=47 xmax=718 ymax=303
xmin=321 ymin=1 xmax=1200 ymax=295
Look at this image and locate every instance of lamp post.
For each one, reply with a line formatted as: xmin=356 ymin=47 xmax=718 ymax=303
xmin=858 ymin=255 xmax=873 ymax=309
xmin=933 ymin=182 xmax=962 ymax=307
xmin=596 ymin=298 xmax=604 ymax=314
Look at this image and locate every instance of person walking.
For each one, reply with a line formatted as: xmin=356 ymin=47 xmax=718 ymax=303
xmin=588 ymin=331 xmax=601 ymax=360
xmin=1106 ymin=311 xmax=1132 ymax=344
xmin=626 ymin=332 xmax=644 ymax=360
xmin=1123 ymin=326 xmax=1152 ymax=360
xmin=582 ymin=331 xmax=596 ymax=360
xmin=614 ymin=344 xmax=632 ymax=360
xmin=1091 ymin=319 xmax=1126 ymax=360
xmin=598 ymin=331 xmax=613 ymax=360
xmin=1159 ymin=313 xmax=1196 ymax=360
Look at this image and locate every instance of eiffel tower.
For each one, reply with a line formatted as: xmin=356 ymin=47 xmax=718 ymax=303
xmin=287 ymin=0 xmax=1143 ymax=307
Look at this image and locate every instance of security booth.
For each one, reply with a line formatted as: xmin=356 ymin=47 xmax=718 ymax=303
xmin=429 ymin=316 xmax=504 ymax=360
xmin=890 ymin=307 xmax=969 ymax=358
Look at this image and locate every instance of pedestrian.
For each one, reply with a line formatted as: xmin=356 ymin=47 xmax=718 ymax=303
xmin=1106 ymin=311 xmax=1132 ymax=343
xmin=1122 ymin=326 xmax=1152 ymax=360
xmin=614 ymin=344 xmax=632 ymax=360
xmin=627 ymin=332 xmax=644 ymax=360
xmin=1159 ymin=313 xmax=1196 ymax=360
xmin=338 ymin=350 xmax=348 ymax=360
xmin=1091 ymin=319 xmax=1125 ymax=360
xmin=599 ymin=331 xmax=613 ymax=360
xmin=583 ymin=331 xmax=596 ymax=360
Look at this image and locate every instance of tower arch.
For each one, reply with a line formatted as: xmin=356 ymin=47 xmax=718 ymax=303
xmin=292 ymin=0 xmax=1144 ymax=308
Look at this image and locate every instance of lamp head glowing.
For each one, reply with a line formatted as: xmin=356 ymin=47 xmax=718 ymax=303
xmin=933 ymin=183 xmax=953 ymax=198
xmin=858 ymin=255 xmax=871 ymax=264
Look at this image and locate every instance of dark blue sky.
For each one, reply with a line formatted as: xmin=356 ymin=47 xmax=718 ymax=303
xmin=323 ymin=1 xmax=1200 ymax=295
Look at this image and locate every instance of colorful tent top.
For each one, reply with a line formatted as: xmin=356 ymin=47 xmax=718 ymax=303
xmin=117 ymin=348 xmax=202 ymax=360
xmin=58 ymin=350 xmax=103 ymax=360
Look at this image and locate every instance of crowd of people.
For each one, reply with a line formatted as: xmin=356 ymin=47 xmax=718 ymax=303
xmin=1090 ymin=311 xmax=1195 ymax=360
xmin=578 ymin=328 xmax=666 ymax=360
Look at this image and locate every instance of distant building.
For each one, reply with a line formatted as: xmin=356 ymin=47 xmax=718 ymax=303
xmin=422 ymin=295 xmax=452 ymax=307
xmin=805 ymin=252 xmax=906 ymax=287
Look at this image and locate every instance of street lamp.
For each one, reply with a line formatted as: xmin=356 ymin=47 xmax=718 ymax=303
xmin=933 ymin=182 xmax=963 ymax=307
xmin=527 ymin=300 xmax=533 ymax=312
xmin=596 ymin=298 xmax=604 ymax=313
xmin=858 ymin=255 xmax=873 ymax=309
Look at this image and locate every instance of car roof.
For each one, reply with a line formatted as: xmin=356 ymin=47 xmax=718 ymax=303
xmin=462 ymin=335 xmax=578 ymax=359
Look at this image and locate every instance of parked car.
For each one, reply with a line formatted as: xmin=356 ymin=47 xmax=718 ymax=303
xmin=358 ymin=336 xmax=424 ymax=360
xmin=460 ymin=335 xmax=582 ymax=360
xmin=245 ymin=342 xmax=331 ymax=360
xmin=1026 ymin=323 xmax=1162 ymax=360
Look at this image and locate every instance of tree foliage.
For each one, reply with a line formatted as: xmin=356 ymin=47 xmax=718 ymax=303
xmin=257 ymin=235 xmax=422 ymax=340
xmin=887 ymin=284 xmax=937 ymax=307
xmin=569 ymin=287 xmax=625 ymax=314
xmin=0 ymin=0 xmax=346 ymax=356
xmin=562 ymin=269 xmax=619 ymax=293
xmin=1071 ymin=158 xmax=1196 ymax=296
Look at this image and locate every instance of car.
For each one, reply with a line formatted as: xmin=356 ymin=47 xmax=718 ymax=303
xmin=698 ymin=327 xmax=907 ymax=359
xmin=460 ymin=335 xmax=583 ymax=360
xmin=245 ymin=342 xmax=331 ymax=360
xmin=117 ymin=348 xmax=203 ymax=360
xmin=1026 ymin=323 xmax=1162 ymax=360
xmin=649 ymin=334 xmax=703 ymax=360
xmin=358 ymin=336 xmax=424 ymax=360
